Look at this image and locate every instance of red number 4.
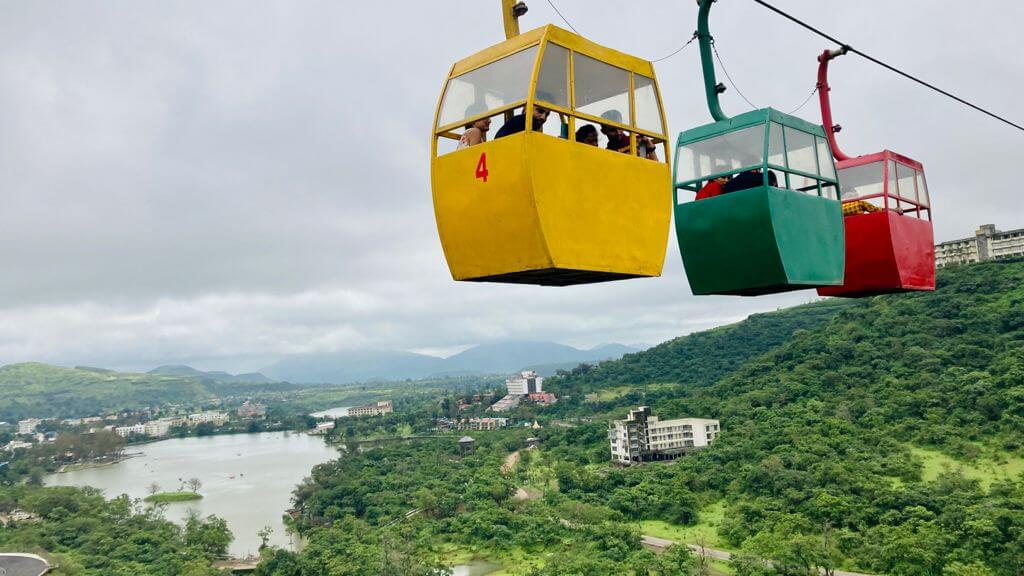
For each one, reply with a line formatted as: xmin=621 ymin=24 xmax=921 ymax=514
xmin=475 ymin=152 xmax=489 ymax=183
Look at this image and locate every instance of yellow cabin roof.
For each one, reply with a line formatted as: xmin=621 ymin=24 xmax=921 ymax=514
xmin=449 ymin=25 xmax=656 ymax=79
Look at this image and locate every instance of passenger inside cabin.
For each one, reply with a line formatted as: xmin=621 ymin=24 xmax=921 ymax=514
xmin=599 ymin=110 xmax=658 ymax=161
xmin=495 ymin=104 xmax=550 ymax=139
xmin=575 ymin=124 xmax=599 ymax=147
xmin=720 ymin=169 xmax=777 ymax=194
xmin=457 ymin=103 xmax=491 ymax=150
xmin=696 ymin=176 xmax=731 ymax=200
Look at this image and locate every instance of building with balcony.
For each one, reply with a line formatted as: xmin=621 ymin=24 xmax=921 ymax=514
xmin=115 ymin=424 xmax=146 ymax=438
xmin=609 ymin=406 xmax=720 ymax=465
xmin=936 ymin=224 xmax=1024 ymax=268
xmin=347 ymin=400 xmax=393 ymax=417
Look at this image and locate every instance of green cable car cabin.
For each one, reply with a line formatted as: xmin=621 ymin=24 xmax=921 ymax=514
xmin=674 ymin=110 xmax=845 ymax=296
xmin=672 ymin=0 xmax=845 ymax=296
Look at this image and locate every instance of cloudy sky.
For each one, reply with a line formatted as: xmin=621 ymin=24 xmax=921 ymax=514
xmin=1 ymin=0 xmax=1021 ymax=372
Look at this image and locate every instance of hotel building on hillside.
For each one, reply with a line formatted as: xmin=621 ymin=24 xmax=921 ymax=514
xmin=936 ymin=223 xmax=1024 ymax=268
xmin=347 ymin=400 xmax=393 ymax=417
xmin=609 ymin=406 xmax=720 ymax=465
xmin=506 ymin=371 xmax=543 ymax=395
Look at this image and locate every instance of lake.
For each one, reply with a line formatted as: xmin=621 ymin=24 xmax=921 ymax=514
xmin=45 ymin=432 xmax=338 ymax=557
xmin=310 ymin=405 xmax=350 ymax=418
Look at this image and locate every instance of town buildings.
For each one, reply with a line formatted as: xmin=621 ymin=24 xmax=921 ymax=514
xmin=310 ymin=420 xmax=335 ymax=435
xmin=936 ymin=223 xmax=1024 ymax=268
xmin=609 ymin=406 xmax=720 ymax=465
xmin=115 ymin=424 xmax=146 ymax=438
xmin=347 ymin=400 xmax=393 ymax=417
xmin=17 ymin=419 xmax=42 ymax=435
xmin=187 ymin=411 xmax=229 ymax=425
xmin=506 ymin=371 xmax=543 ymax=395
xmin=487 ymin=395 xmax=520 ymax=413
xmin=527 ymin=392 xmax=558 ymax=405
xmin=236 ymin=401 xmax=267 ymax=418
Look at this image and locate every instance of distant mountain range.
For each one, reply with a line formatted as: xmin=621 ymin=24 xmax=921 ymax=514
xmin=147 ymin=365 xmax=271 ymax=383
xmin=258 ymin=341 xmax=641 ymax=385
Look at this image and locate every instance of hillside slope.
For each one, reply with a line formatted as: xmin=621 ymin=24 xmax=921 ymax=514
xmin=547 ymin=260 xmax=1024 ymax=575
xmin=0 ymin=363 xmax=213 ymax=420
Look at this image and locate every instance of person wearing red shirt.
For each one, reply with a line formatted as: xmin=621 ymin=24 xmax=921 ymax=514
xmin=696 ymin=176 xmax=730 ymax=200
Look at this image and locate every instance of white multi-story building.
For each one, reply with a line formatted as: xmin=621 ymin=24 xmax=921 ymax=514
xmin=506 ymin=371 xmax=543 ymax=396
xmin=609 ymin=406 xmax=720 ymax=465
xmin=115 ymin=424 xmax=146 ymax=438
xmin=187 ymin=411 xmax=229 ymax=425
xmin=936 ymin=224 xmax=1024 ymax=268
xmin=17 ymin=419 xmax=42 ymax=435
xmin=347 ymin=400 xmax=393 ymax=417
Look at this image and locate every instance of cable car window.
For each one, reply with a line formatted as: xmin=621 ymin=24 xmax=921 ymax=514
xmin=816 ymin=137 xmax=836 ymax=181
xmin=437 ymin=46 xmax=539 ymax=129
xmin=535 ymin=44 xmax=569 ymax=109
xmin=887 ymin=160 xmax=898 ymax=200
xmin=573 ymin=53 xmax=630 ymax=126
xmin=675 ymin=124 xmax=765 ymax=184
xmin=538 ymin=109 xmax=569 ymax=138
xmin=789 ymin=173 xmax=818 ymax=193
xmin=916 ymin=171 xmax=930 ymax=207
xmin=633 ymin=74 xmax=662 ymax=135
xmin=838 ymin=162 xmax=884 ymax=200
xmin=895 ymin=163 xmax=918 ymax=203
xmin=767 ymin=122 xmax=785 ymax=169
xmin=784 ymin=127 xmax=818 ymax=178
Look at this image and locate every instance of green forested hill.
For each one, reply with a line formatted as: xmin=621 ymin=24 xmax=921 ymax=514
xmin=554 ymin=298 xmax=852 ymax=395
xmin=546 ymin=259 xmax=1024 ymax=574
xmin=0 ymin=363 xmax=216 ymax=420
xmin=259 ymin=261 xmax=1024 ymax=576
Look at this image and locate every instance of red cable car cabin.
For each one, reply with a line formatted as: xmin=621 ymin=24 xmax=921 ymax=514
xmin=814 ymin=48 xmax=935 ymax=298
xmin=816 ymin=151 xmax=935 ymax=297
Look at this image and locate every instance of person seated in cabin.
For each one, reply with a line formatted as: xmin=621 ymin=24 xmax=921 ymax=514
xmin=457 ymin=103 xmax=491 ymax=150
xmin=495 ymin=104 xmax=551 ymax=139
xmin=696 ymin=176 xmax=731 ymax=200
xmin=720 ymin=169 xmax=777 ymax=194
xmin=599 ymin=110 xmax=658 ymax=160
xmin=842 ymin=200 xmax=881 ymax=216
xmin=575 ymin=124 xmax=599 ymax=147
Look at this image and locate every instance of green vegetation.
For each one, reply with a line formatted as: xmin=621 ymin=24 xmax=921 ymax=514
xmin=0 ymin=485 xmax=232 ymax=575
xmin=257 ymin=260 xmax=1024 ymax=576
xmin=144 ymin=491 xmax=204 ymax=503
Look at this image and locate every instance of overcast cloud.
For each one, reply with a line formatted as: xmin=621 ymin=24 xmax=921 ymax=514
xmin=1 ymin=0 xmax=1021 ymax=372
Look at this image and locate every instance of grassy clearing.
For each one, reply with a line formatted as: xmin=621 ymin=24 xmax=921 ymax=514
xmin=144 ymin=491 xmax=202 ymax=503
xmin=911 ymin=446 xmax=1024 ymax=487
xmin=436 ymin=542 xmax=548 ymax=575
xmin=641 ymin=501 xmax=727 ymax=549
xmin=585 ymin=383 xmax=676 ymax=402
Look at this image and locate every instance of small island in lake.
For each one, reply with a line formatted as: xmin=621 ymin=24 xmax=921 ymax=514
xmin=144 ymin=491 xmax=203 ymax=503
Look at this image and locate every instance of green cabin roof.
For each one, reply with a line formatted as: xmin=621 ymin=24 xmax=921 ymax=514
xmin=677 ymin=107 xmax=828 ymax=145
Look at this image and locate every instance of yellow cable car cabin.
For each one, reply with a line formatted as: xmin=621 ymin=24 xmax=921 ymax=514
xmin=431 ymin=25 xmax=671 ymax=286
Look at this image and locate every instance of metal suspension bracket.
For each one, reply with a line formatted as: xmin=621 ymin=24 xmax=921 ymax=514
xmin=817 ymin=46 xmax=852 ymax=161
xmin=696 ymin=0 xmax=728 ymax=121
xmin=502 ymin=0 xmax=528 ymax=39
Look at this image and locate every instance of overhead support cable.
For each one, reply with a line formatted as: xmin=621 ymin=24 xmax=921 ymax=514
xmin=544 ymin=0 xmax=700 ymax=63
xmin=749 ymin=0 xmax=1024 ymax=133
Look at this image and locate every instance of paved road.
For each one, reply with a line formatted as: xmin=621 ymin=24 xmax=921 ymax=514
xmin=0 ymin=553 xmax=51 ymax=576
xmin=641 ymin=535 xmax=873 ymax=576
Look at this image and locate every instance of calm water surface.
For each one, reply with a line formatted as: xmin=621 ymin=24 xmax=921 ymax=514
xmin=45 ymin=432 xmax=338 ymax=557
xmin=310 ymin=405 xmax=350 ymax=418
xmin=451 ymin=560 xmax=502 ymax=575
